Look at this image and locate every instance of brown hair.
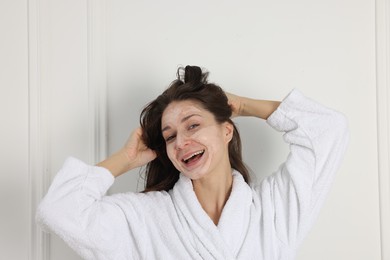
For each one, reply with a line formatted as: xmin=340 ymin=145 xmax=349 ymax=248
xmin=140 ymin=65 xmax=250 ymax=192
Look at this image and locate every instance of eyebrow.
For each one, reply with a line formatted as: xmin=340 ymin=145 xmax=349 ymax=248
xmin=161 ymin=114 xmax=201 ymax=133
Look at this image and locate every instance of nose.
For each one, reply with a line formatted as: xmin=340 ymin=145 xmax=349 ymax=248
xmin=174 ymin=132 xmax=190 ymax=150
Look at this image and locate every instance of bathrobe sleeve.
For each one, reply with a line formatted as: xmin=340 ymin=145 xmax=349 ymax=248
xmin=36 ymin=157 xmax=147 ymax=259
xmin=259 ymin=89 xmax=349 ymax=248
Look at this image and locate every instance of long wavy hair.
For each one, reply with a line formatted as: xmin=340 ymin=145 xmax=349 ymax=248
xmin=140 ymin=65 xmax=250 ymax=192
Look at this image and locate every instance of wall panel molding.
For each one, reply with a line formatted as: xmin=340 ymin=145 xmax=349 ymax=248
xmin=87 ymin=0 xmax=108 ymax=164
xmin=28 ymin=0 xmax=107 ymax=259
xmin=28 ymin=0 xmax=50 ymax=259
xmin=376 ymin=0 xmax=390 ymax=259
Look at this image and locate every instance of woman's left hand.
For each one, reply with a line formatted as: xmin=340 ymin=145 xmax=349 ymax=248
xmin=225 ymin=92 xmax=244 ymax=118
xmin=225 ymin=92 xmax=281 ymax=120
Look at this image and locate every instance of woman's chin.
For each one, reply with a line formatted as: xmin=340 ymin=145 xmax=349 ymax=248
xmin=181 ymin=170 xmax=208 ymax=180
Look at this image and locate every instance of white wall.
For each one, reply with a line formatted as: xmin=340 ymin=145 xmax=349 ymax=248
xmin=0 ymin=1 xmax=29 ymax=259
xmin=106 ymin=1 xmax=382 ymax=259
xmin=0 ymin=0 xmax=388 ymax=259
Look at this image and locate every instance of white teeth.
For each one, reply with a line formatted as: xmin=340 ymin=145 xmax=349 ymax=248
xmin=183 ymin=150 xmax=205 ymax=162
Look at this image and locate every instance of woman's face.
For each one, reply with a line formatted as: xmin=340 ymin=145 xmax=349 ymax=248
xmin=161 ymin=100 xmax=233 ymax=180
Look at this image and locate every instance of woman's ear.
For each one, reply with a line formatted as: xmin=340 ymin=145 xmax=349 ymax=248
xmin=223 ymin=122 xmax=234 ymax=143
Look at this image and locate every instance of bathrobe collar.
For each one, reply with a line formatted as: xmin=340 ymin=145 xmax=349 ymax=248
xmin=171 ymin=170 xmax=253 ymax=259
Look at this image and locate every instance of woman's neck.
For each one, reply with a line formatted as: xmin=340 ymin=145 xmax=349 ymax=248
xmin=192 ymin=166 xmax=233 ymax=226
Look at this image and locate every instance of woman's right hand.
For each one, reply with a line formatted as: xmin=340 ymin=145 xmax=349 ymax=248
xmin=97 ymin=127 xmax=156 ymax=177
xmin=122 ymin=127 xmax=157 ymax=169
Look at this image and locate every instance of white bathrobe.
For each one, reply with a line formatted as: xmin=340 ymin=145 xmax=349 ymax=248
xmin=36 ymin=89 xmax=349 ymax=260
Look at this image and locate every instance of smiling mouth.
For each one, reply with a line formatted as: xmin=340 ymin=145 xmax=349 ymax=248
xmin=182 ymin=150 xmax=205 ymax=164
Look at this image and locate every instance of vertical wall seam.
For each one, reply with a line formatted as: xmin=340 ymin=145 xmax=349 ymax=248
xmin=375 ymin=0 xmax=390 ymax=259
xmin=28 ymin=0 xmax=50 ymax=259
xmin=87 ymin=0 xmax=108 ymax=165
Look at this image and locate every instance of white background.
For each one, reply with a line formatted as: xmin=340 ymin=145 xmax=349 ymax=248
xmin=1 ymin=0 xmax=389 ymax=259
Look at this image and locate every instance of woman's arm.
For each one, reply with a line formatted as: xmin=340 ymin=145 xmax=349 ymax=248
xmin=227 ymin=89 xmax=349 ymax=248
xmin=36 ymin=127 xmax=156 ymax=259
xmin=36 ymin=158 xmax=139 ymax=259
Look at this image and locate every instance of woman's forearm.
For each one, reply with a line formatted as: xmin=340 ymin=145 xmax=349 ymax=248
xmin=97 ymin=149 xmax=133 ymax=178
xmin=240 ymin=97 xmax=281 ymax=120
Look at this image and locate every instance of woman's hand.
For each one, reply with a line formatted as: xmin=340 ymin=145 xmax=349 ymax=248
xmin=123 ymin=127 xmax=157 ymax=169
xmin=225 ymin=92 xmax=244 ymax=118
xmin=97 ymin=127 xmax=156 ymax=177
xmin=225 ymin=91 xmax=281 ymax=120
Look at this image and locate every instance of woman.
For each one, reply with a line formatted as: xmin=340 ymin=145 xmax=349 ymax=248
xmin=36 ymin=65 xmax=349 ymax=259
